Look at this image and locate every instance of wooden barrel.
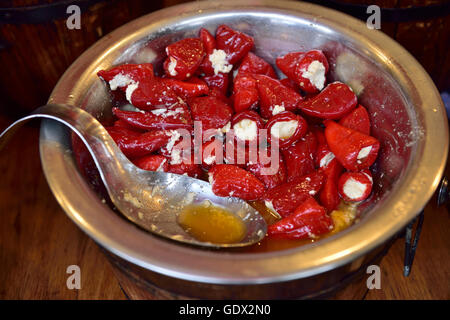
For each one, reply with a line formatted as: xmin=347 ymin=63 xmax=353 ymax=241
xmin=0 ymin=0 xmax=164 ymax=117
xmin=303 ymin=0 xmax=450 ymax=92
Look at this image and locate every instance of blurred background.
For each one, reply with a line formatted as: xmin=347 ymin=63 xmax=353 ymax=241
xmin=0 ymin=0 xmax=449 ymax=119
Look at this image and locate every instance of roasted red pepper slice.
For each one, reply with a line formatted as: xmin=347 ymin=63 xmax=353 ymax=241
xmin=161 ymin=77 xmax=209 ymax=99
xmin=164 ymin=38 xmax=205 ymax=80
xmin=324 ymin=120 xmax=380 ymax=171
xmin=106 ymin=127 xmax=171 ymax=159
xmin=189 ymin=96 xmax=233 ymax=141
xmin=338 ymin=171 xmax=373 ymax=202
xmin=282 ymin=132 xmax=318 ymax=182
xmin=339 ymin=104 xmax=371 ymax=135
xmin=113 ymin=119 xmax=145 ymax=132
xmin=254 ymin=74 xmax=303 ymax=119
xmin=112 ymin=104 xmax=192 ymax=131
xmin=231 ymin=110 xmax=265 ymax=143
xmin=133 ymin=154 xmax=169 ymax=172
xmin=268 ymin=196 xmax=333 ymax=239
xmin=208 ymin=164 xmax=265 ymax=200
xmin=201 ymin=138 xmax=224 ymax=170
xmin=202 ymin=72 xmax=230 ymax=96
xmin=265 ymin=111 xmax=308 ymax=149
xmin=215 ymin=25 xmax=254 ymax=64
xmin=276 ymin=50 xmax=329 ymax=93
xmin=232 ymin=73 xmax=259 ymax=113
xmin=298 ymin=82 xmax=357 ymax=119
xmin=246 ymin=148 xmax=287 ymax=189
xmin=263 ymin=171 xmax=325 ymax=217
xmin=238 ymin=52 xmax=277 ymax=78
xmin=208 ymin=87 xmax=233 ymax=105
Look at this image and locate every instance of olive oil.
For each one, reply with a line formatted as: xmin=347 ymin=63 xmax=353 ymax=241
xmin=178 ymin=204 xmax=247 ymax=244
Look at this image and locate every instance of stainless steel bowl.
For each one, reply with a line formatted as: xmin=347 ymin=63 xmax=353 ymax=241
xmin=41 ymin=0 xmax=448 ymax=298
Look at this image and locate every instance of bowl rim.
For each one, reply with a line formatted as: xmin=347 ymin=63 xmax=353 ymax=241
xmin=41 ymin=0 xmax=448 ymax=284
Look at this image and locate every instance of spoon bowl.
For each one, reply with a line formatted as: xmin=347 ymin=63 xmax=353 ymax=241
xmin=0 ymin=104 xmax=267 ymax=248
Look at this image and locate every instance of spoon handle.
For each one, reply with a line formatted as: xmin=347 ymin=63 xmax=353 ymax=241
xmin=0 ymin=104 xmax=133 ymax=192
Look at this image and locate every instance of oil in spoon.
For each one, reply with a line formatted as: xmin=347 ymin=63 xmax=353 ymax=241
xmin=178 ymin=203 xmax=247 ymax=244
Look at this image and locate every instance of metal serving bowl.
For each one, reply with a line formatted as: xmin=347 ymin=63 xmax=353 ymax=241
xmin=41 ymin=0 xmax=448 ymax=298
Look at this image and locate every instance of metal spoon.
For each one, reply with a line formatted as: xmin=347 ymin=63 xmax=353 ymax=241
xmin=0 ymin=104 xmax=267 ymax=248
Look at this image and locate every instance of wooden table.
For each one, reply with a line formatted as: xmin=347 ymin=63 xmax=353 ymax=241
xmin=0 ymin=118 xmax=449 ymax=300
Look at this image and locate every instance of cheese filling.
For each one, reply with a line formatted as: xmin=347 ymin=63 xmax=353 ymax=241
xmin=343 ymin=178 xmax=367 ymax=199
xmin=234 ymin=119 xmax=258 ymax=141
xmin=209 ymin=49 xmax=233 ymax=75
xmin=357 ymin=146 xmax=373 ymax=160
xmin=319 ymin=152 xmax=335 ymax=168
xmin=270 ymin=120 xmax=298 ymax=139
xmin=168 ymin=57 xmax=178 ymax=76
xmin=302 ymin=60 xmax=326 ymax=90
xmin=272 ymin=104 xmax=285 ymax=115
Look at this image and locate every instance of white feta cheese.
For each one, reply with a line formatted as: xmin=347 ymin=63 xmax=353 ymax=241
xmin=357 ymin=146 xmax=373 ymax=160
xmin=270 ymin=120 xmax=298 ymax=139
xmin=302 ymin=60 xmax=326 ymax=90
xmin=343 ymin=178 xmax=367 ymax=199
xmin=164 ymin=130 xmax=181 ymax=153
xmin=167 ymin=57 xmax=178 ymax=76
xmin=108 ymin=73 xmax=135 ymax=90
xmin=170 ymin=148 xmax=182 ymax=165
xmin=125 ymin=81 xmax=139 ymax=104
xmin=233 ymin=119 xmax=258 ymax=141
xmin=319 ymin=152 xmax=335 ymax=168
xmin=209 ymin=49 xmax=233 ymax=75
xmin=272 ymin=104 xmax=285 ymax=116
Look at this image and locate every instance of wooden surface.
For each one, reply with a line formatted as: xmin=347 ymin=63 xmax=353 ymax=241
xmin=0 ymin=117 xmax=449 ymax=299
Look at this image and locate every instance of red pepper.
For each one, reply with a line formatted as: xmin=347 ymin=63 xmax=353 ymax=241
xmin=201 ymin=138 xmax=224 ymax=170
xmin=339 ymin=105 xmax=371 ymax=135
xmin=106 ymin=127 xmax=171 ymax=159
xmin=97 ymin=63 xmax=154 ymax=83
xmin=208 ymin=87 xmax=233 ymax=106
xmin=208 ymin=164 xmax=265 ymax=200
xmin=133 ymin=155 xmax=169 ymax=172
xmin=279 ymin=78 xmax=300 ymax=91
xmin=199 ymin=28 xmax=215 ymax=54
xmin=338 ymin=171 xmax=373 ymax=202
xmin=232 ymin=73 xmax=259 ymax=113
xmin=198 ymin=28 xmax=216 ymax=75
xmin=231 ymin=110 xmax=265 ymax=143
xmin=246 ymin=147 xmax=287 ymax=190
xmin=318 ymin=158 xmax=343 ymax=212
xmin=254 ymin=74 xmax=303 ymax=119
xmin=130 ymin=77 xmax=181 ymax=110
xmin=310 ymin=125 xmax=327 ymax=147
xmin=112 ymin=119 xmax=145 ymax=132
xmin=298 ymin=82 xmax=357 ymax=119
xmin=215 ymin=25 xmax=254 ymax=64
xmin=282 ymin=132 xmax=318 ymax=182
xmin=163 ymin=38 xmax=205 ymax=80
xmin=265 ymin=111 xmax=308 ymax=149
xmin=189 ymin=96 xmax=233 ymax=141
xmin=238 ymin=52 xmax=277 ymax=78
xmin=161 ymin=77 xmax=209 ymax=99
xmin=324 ymin=120 xmax=380 ymax=171
xmin=263 ymin=171 xmax=325 ymax=217
xmin=223 ymin=138 xmax=250 ymax=168
xmin=268 ymin=196 xmax=333 ymax=240
xmin=202 ymin=72 xmax=230 ymax=96
xmin=276 ymin=50 xmax=329 ymax=93
xmin=112 ymin=105 xmax=192 ymax=131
